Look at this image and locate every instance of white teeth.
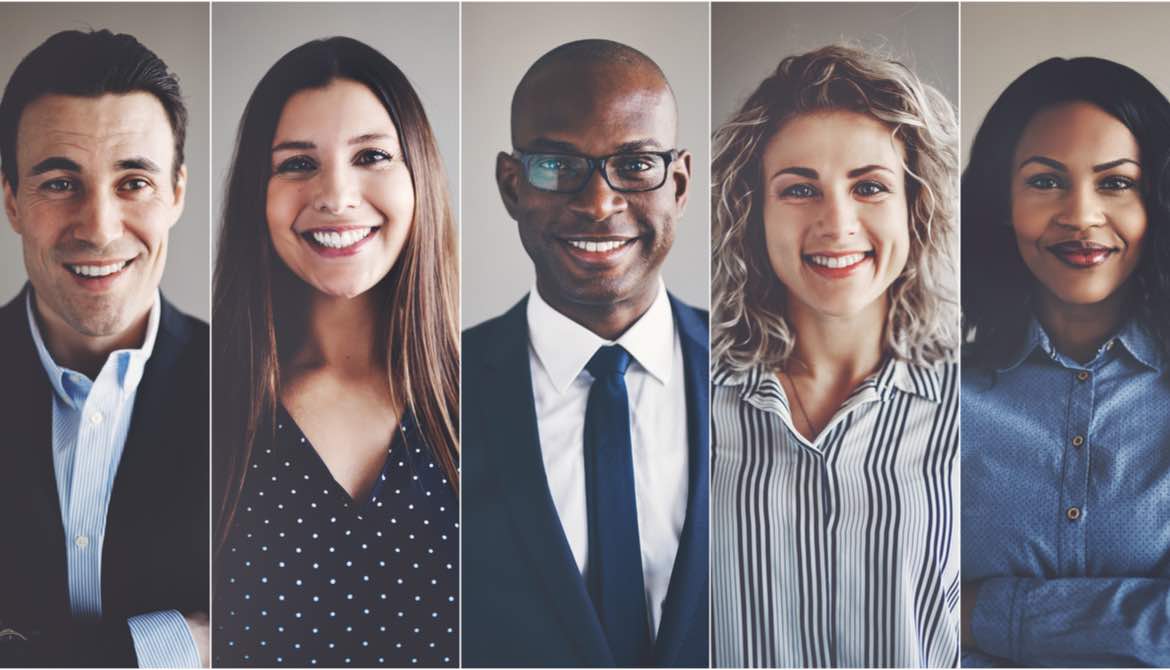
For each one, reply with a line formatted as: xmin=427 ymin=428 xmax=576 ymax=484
xmin=568 ymin=239 xmax=629 ymax=253
xmin=310 ymin=228 xmax=373 ymax=249
xmin=68 ymin=261 xmax=128 ymax=277
xmin=808 ymin=253 xmax=867 ymax=269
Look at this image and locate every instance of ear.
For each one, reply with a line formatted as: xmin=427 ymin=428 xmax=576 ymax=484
xmin=3 ymin=176 xmax=19 ymax=234
xmin=495 ymin=152 xmax=523 ymax=221
xmin=169 ymin=164 xmax=188 ymax=228
xmin=672 ymin=150 xmax=692 ymax=214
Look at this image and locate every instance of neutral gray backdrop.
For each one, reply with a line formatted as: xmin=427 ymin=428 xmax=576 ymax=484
xmin=462 ymin=2 xmax=710 ymax=328
xmin=211 ymin=2 xmax=459 ymax=262
xmin=712 ymin=2 xmax=958 ymax=130
xmin=962 ymin=3 xmax=1170 ymax=157
xmin=0 ymin=2 xmax=209 ymax=319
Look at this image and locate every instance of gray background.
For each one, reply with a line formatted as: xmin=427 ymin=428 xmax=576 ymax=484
xmin=212 ymin=3 xmax=459 ymax=261
xmin=462 ymin=2 xmax=710 ymax=328
xmin=712 ymin=2 xmax=958 ymax=130
xmin=0 ymin=2 xmax=209 ymax=319
xmin=962 ymin=3 xmax=1170 ymax=157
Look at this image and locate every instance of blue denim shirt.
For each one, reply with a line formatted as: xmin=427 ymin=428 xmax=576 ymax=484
xmin=962 ymin=317 xmax=1170 ymax=667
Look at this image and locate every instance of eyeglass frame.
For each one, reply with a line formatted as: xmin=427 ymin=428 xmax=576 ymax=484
xmin=509 ymin=148 xmax=682 ymax=194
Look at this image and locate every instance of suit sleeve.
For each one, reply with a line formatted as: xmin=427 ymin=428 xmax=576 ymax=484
xmin=970 ymin=576 xmax=1170 ymax=667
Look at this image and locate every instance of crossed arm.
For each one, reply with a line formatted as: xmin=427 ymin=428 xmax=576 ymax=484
xmin=962 ymin=577 xmax=1170 ymax=667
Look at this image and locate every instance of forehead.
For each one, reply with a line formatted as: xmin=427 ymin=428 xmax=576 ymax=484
xmin=763 ymin=110 xmax=904 ymax=175
xmin=514 ymin=65 xmax=677 ymax=154
xmin=273 ymin=79 xmax=398 ymax=148
xmin=1014 ymin=102 xmax=1140 ymax=165
xmin=16 ymin=92 xmax=175 ymax=172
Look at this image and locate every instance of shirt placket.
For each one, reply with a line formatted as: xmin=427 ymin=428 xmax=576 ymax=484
xmin=1058 ymin=365 xmax=1094 ymax=576
xmin=65 ymin=358 xmax=125 ymax=618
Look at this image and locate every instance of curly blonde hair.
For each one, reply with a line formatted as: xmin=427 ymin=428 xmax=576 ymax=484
xmin=712 ymin=44 xmax=959 ymax=373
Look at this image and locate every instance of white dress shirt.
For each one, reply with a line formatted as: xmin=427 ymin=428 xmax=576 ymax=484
xmin=27 ymin=290 xmax=200 ymax=668
xmin=526 ymin=280 xmax=689 ymax=639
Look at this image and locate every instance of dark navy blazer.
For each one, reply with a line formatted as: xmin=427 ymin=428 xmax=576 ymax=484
xmin=462 ymin=293 xmax=709 ymax=668
xmin=0 ymin=288 xmax=209 ymax=667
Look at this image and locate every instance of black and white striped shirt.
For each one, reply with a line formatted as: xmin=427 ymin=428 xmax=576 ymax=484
xmin=712 ymin=357 xmax=960 ymax=668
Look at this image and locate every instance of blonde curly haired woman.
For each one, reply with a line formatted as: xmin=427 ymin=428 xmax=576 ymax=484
xmin=710 ymin=45 xmax=960 ymax=668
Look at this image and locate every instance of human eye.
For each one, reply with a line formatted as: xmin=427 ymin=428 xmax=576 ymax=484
xmin=354 ymin=148 xmax=393 ymax=167
xmin=1098 ymin=174 xmax=1138 ymax=191
xmin=779 ymin=183 xmax=818 ymax=199
xmin=535 ymin=156 xmax=576 ymax=173
xmin=853 ymin=180 xmax=890 ymax=197
xmin=274 ymin=155 xmax=318 ymax=175
xmin=614 ymin=154 xmax=656 ymax=174
xmin=39 ymin=178 xmax=78 ymax=194
xmin=1025 ymin=174 xmax=1064 ymax=190
xmin=117 ymin=177 xmax=154 ymax=193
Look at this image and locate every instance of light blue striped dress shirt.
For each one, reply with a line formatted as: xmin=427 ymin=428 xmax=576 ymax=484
xmin=26 ymin=291 xmax=201 ymax=668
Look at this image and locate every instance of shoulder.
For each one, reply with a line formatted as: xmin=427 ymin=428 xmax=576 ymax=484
xmin=462 ymin=297 xmax=527 ymax=360
xmin=157 ymin=297 xmax=209 ymax=372
xmin=667 ymin=293 xmax=709 ymax=327
xmin=0 ymin=289 xmax=27 ymax=336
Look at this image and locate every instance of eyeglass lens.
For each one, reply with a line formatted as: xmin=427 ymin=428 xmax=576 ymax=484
xmin=525 ymin=153 xmax=668 ymax=192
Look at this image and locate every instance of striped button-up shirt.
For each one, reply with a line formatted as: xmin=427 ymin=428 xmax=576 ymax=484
xmin=27 ymin=291 xmax=200 ymax=667
xmin=712 ymin=356 xmax=960 ymax=668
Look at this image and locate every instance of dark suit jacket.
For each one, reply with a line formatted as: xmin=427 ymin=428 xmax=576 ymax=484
xmin=0 ymin=287 xmax=209 ymax=667
xmin=462 ymin=293 xmax=709 ymax=668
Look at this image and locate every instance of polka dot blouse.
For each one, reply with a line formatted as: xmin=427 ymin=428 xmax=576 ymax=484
xmin=214 ymin=407 xmax=458 ymax=667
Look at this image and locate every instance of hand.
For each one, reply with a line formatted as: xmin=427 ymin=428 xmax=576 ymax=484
xmin=183 ymin=611 xmax=209 ymax=668
xmin=961 ymin=581 xmax=980 ymax=649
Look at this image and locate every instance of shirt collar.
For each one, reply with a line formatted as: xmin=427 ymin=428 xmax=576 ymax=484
xmin=26 ymin=289 xmax=161 ymax=408
xmin=997 ymin=316 xmax=1163 ymax=373
xmin=714 ymin=355 xmax=942 ymax=404
xmin=527 ymin=279 xmax=675 ymax=394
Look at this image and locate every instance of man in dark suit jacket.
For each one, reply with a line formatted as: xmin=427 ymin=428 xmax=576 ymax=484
xmin=463 ymin=39 xmax=709 ymax=668
xmin=0 ymin=30 xmax=208 ymax=667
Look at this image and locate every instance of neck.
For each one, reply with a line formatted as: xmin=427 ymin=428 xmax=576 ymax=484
xmin=35 ymin=295 xmax=150 ymax=379
xmin=536 ymin=277 xmax=660 ymax=341
xmin=1034 ymin=285 xmax=1128 ymax=364
xmin=785 ymin=294 xmax=887 ymax=384
xmin=290 ymin=288 xmax=383 ymax=375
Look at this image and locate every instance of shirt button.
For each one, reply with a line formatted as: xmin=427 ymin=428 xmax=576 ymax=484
xmin=75 ymin=534 xmax=90 ymax=549
xmin=89 ymin=412 xmax=103 ymax=425
xmin=1076 ymin=371 xmax=1090 ymax=382
xmin=1072 ymin=435 xmax=1085 ymax=447
xmin=1066 ymin=506 xmax=1082 ymax=521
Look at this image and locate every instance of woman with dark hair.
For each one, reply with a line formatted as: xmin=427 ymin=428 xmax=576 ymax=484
xmin=711 ymin=45 xmax=960 ymax=667
xmin=962 ymin=57 xmax=1170 ymax=667
xmin=211 ymin=37 xmax=458 ymax=667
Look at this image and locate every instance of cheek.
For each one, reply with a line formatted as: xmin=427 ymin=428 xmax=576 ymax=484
xmin=762 ymin=202 xmax=803 ymax=272
xmin=265 ymin=182 xmax=307 ymax=241
xmin=369 ymin=171 xmax=415 ymax=225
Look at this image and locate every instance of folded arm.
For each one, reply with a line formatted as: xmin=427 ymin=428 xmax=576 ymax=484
xmin=966 ymin=577 xmax=1170 ymax=667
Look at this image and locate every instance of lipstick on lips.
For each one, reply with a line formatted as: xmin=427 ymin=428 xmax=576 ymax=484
xmin=300 ymin=225 xmax=381 ymax=258
xmin=1047 ymin=240 xmax=1118 ymax=269
xmin=803 ymin=250 xmax=874 ymax=279
xmin=560 ymin=236 xmax=638 ymax=264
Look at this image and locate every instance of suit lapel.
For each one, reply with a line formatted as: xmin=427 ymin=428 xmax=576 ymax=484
xmin=654 ymin=296 xmax=710 ymax=666
xmin=484 ymin=297 xmax=614 ymax=667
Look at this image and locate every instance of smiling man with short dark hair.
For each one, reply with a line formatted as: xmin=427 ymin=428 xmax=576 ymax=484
xmin=463 ymin=39 xmax=709 ymax=668
xmin=0 ymin=29 xmax=208 ymax=668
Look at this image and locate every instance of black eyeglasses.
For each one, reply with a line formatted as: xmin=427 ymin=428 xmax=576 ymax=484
xmin=511 ymin=149 xmax=679 ymax=194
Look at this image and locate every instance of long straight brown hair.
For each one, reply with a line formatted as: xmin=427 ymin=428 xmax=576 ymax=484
xmin=212 ymin=37 xmax=459 ymax=556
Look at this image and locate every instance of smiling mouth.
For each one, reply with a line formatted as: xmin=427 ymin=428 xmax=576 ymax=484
xmin=301 ymin=226 xmax=380 ymax=251
xmin=1047 ymin=241 xmax=1118 ymax=268
xmin=65 ymin=258 xmax=133 ymax=279
xmin=803 ymin=250 xmax=874 ymax=277
xmin=559 ymin=237 xmax=639 ymax=265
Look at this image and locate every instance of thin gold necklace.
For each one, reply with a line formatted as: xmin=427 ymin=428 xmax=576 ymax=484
xmin=781 ymin=370 xmax=820 ymax=439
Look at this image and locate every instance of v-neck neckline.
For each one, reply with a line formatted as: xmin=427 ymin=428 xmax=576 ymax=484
xmin=276 ymin=404 xmax=404 ymax=511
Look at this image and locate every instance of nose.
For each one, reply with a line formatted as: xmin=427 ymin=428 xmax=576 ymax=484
xmin=74 ymin=189 xmax=123 ymax=248
xmin=313 ymin=164 xmax=361 ymax=214
xmin=566 ymin=167 xmax=627 ymax=222
xmin=815 ymin=188 xmax=861 ymax=240
xmin=1056 ymin=184 xmax=1107 ymax=229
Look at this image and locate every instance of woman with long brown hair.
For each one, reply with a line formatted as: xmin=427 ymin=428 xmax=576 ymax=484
xmin=211 ymin=37 xmax=458 ymax=667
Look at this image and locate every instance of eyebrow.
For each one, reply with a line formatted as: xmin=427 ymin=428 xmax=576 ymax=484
xmin=847 ymin=164 xmax=895 ymax=178
xmin=30 ymin=156 xmax=81 ymax=175
xmin=272 ymin=133 xmax=396 ymax=153
xmin=116 ymin=157 xmax=161 ymax=173
xmin=770 ymin=166 xmax=818 ymax=180
xmin=1018 ymin=155 xmax=1142 ymax=172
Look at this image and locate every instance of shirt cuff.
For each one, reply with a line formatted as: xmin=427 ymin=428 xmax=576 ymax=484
xmin=970 ymin=577 xmax=1025 ymax=662
xmin=127 ymin=610 xmax=201 ymax=668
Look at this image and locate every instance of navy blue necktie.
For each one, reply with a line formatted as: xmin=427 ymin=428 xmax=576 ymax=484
xmin=584 ymin=345 xmax=652 ymax=666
